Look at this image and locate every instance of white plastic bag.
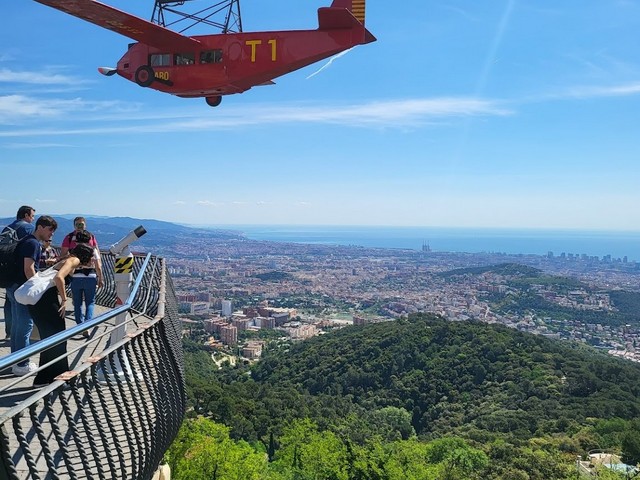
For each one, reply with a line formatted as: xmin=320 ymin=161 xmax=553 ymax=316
xmin=14 ymin=268 xmax=57 ymax=305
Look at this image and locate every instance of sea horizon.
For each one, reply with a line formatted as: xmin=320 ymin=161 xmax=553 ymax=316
xmin=199 ymin=224 xmax=640 ymax=263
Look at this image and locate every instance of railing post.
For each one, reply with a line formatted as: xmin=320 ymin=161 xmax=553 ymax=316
xmin=112 ymin=250 xmax=134 ymax=344
xmin=157 ymin=258 xmax=166 ymax=320
xmin=105 ymin=226 xmax=147 ymax=374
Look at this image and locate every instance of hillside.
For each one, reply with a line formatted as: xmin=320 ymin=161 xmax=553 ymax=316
xmin=252 ymin=314 xmax=640 ymax=439
xmin=180 ymin=314 xmax=640 ymax=479
xmin=438 ymin=262 xmax=640 ymax=328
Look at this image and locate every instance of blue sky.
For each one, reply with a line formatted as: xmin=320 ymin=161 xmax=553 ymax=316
xmin=2 ymin=0 xmax=640 ymax=230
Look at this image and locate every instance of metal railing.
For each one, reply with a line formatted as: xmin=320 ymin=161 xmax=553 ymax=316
xmin=0 ymin=254 xmax=185 ymax=479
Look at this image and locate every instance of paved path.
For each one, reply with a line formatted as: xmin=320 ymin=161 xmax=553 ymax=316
xmin=0 ymin=291 xmax=112 ymax=414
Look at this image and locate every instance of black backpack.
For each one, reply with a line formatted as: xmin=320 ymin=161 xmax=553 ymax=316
xmin=0 ymin=227 xmax=20 ymax=288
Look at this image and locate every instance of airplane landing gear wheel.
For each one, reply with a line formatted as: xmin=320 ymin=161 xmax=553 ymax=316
xmin=206 ymin=96 xmax=222 ymax=107
xmin=135 ymin=65 xmax=154 ymax=87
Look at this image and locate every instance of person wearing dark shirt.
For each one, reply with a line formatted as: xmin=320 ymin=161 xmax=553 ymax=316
xmin=3 ymin=205 xmax=36 ymax=240
xmin=6 ymin=215 xmax=57 ymax=376
xmin=2 ymin=206 xmax=36 ymax=340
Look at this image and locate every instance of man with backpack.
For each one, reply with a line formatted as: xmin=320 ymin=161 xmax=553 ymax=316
xmin=4 ymin=206 xmax=36 ymax=240
xmin=2 ymin=206 xmax=36 ymax=341
xmin=5 ymin=215 xmax=57 ymax=376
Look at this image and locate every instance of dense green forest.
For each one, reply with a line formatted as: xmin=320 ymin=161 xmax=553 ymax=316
xmin=170 ymin=314 xmax=640 ymax=479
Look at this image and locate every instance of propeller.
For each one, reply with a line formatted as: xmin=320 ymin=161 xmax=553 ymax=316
xmin=97 ymin=67 xmax=117 ymax=77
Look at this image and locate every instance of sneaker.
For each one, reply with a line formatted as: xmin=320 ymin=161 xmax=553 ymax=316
xmin=12 ymin=362 xmax=37 ymax=376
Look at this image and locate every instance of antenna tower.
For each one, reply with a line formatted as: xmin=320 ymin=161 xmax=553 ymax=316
xmin=151 ymin=0 xmax=242 ymax=34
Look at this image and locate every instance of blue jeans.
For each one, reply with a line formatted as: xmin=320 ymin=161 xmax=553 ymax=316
xmin=3 ymin=292 xmax=11 ymax=337
xmin=6 ymin=284 xmax=34 ymax=367
xmin=70 ymin=276 xmax=97 ymax=325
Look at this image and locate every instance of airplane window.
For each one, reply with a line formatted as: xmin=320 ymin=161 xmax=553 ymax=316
xmin=200 ymin=50 xmax=223 ymax=64
xmin=150 ymin=54 xmax=171 ymax=67
xmin=175 ymin=53 xmax=195 ymax=65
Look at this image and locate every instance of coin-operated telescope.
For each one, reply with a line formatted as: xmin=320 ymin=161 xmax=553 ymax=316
xmin=108 ymin=226 xmax=147 ymax=374
xmin=109 ymin=225 xmax=147 ymax=256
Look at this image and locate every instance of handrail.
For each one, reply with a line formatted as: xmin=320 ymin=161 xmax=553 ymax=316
xmin=0 ymin=253 xmax=152 ymax=375
xmin=0 ymin=253 xmax=186 ymax=480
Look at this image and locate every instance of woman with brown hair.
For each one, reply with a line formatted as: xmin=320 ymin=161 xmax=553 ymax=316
xmin=60 ymin=216 xmax=98 ymax=257
xmin=69 ymin=230 xmax=104 ymax=334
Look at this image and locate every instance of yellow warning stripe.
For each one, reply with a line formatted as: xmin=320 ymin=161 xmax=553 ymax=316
xmin=115 ymin=257 xmax=134 ymax=274
xmin=352 ymin=0 xmax=365 ymax=22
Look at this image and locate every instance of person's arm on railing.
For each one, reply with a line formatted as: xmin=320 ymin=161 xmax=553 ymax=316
xmin=53 ymin=257 xmax=80 ymax=317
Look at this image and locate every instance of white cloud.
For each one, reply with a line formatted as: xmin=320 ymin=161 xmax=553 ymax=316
xmin=0 ymin=68 xmax=87 ymax=85
xmin=0 ymin=95 xmax=140 ymax=125
xmin=196 ymin=200 xmax=224 ymax=207
xmin=2 ymin=77 xmax=638 ymax=136
xmin=525 ymin=81 xmax=640 ymax=104
xmin=4 ymin=142 xmax=75 ymax=149
xmin=565 ymin=82 xmax=640 ymax=98
xmin=0 ymin=96 xmax=511 ymax=135
xmin=174 ymin=200 xmax=187 ymax=205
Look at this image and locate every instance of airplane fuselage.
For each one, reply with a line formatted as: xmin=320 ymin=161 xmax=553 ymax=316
xmin=117 ymin=26 xmax=370 ymax=98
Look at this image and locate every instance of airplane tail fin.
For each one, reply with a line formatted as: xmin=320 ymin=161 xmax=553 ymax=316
xmin=329 ymin=0 xmax=366 ymax=26
xmin=319 ymin=0 xmax=376 ymax=43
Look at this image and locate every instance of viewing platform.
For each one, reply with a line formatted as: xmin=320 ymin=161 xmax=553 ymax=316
xmin=0 ymin=252 xmax=185 ymax=479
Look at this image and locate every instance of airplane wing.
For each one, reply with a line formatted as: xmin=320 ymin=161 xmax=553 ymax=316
xmin=34 ymin=0 xmax=201 ymax=51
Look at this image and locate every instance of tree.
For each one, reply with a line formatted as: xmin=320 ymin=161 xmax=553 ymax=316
xmin=367 ymin=407 xmax=416 ymax=442
xmin=272 ymin=419 xmax=349 ymax=480
xmin=622 ymin=419 xmax=640 ymax=466
xmin=384 ymin=439 xmax=438 ymax=480
xmin=425 ymin=437 xmax=489 ymax=480
xmin=165 ymin=417 xmax=267 ymax=480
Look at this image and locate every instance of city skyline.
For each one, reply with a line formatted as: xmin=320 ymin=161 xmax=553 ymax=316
xmin=2 ymin=1 xmax=640 ymax=229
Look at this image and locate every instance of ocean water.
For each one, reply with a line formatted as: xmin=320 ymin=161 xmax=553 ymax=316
xmin=229 ymin=225 xmax=640 ymax=262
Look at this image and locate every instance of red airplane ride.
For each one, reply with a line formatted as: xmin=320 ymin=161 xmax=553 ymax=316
xmin=34 ymin=0 xmax=376 ymax=106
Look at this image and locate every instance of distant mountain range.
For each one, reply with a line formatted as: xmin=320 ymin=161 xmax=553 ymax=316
xmin=0 ymin=215 xmax=242 ymax=251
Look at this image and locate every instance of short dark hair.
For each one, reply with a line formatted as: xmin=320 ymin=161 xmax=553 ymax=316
xmin=75 ymin=230 xmax=92 ymax=243
xmin=70 ymin=243 xmax=94 ymax=264
xmin=35 ymin=215 xmax=58 ymax=231
xmin=16 ymin=206 xmax=34 ymax=220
